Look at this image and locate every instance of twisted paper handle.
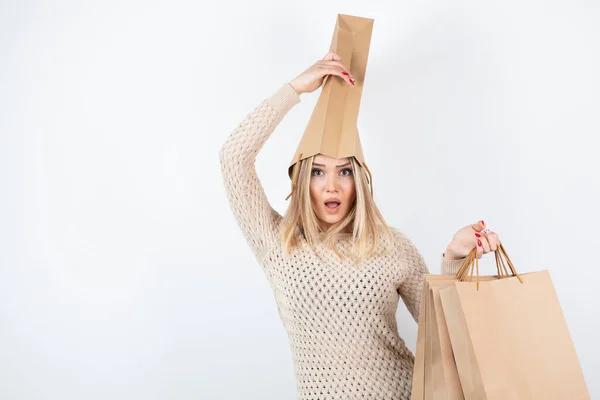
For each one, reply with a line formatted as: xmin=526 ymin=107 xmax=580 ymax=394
xmin=455 ymin=241 xmax=523 ymax=290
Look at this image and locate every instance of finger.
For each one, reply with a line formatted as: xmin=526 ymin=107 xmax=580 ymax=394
xmin=320 ymin=60 xmax=354 ymax=79
xmin=321 ymin=59 xmax=349 ymax=69
xmin=476 ymin=240 xmax=484 ymax=259
xmin=471 ymin=220 xmax=486 ymax=232
xmin=322 ymin=65 xmax=354 ymax=85
xmin=322 ymin=51 xmax=341 ymax=61
xmin=479 ymin=235 xmax=491 ymax=254
xmin=485 ymin=232 xmax=499 ymax=251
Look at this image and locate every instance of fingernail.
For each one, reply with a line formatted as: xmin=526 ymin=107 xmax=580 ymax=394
xmin=478 ymin=240 xmax=482 ymax=246
xmin=342 ymin=72 xmax=349 ymax=76
xmin=481 ymin=220 xmax=485 ymax=225
xmin=350 ymin=80 xmax=355 ymax=85
xmin=475 ymin=233 xmax=481 ymax=238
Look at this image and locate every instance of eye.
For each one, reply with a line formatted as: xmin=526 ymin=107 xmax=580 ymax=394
xmin=311 ymin=168 xmax=323 ymax=176
xmin=340 ymin=168 xmax=353 ymax=176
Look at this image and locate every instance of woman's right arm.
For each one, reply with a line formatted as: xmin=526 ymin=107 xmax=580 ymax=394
xmin=219 ymin=52 xmax=354 ymax=262
xmin=219 ymin=83 xmax=301 ymax=262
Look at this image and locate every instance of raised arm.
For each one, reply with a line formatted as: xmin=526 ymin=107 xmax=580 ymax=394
xmin=219 ymin=82 xmax=301 ymax=261
xmin=219 ymin=50 xmax=356 ymax=262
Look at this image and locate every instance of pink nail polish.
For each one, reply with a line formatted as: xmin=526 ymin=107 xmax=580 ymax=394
xmin=342 ymin=72 xmax=349 ymax=76
xmin=475 ymin=233 xmax=481 ymax=238
xmin=478 ymin=240 xmax=482 ymax=246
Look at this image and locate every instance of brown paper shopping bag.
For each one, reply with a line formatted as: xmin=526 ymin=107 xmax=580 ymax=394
xmin=414 ymin=274 xmax=495 ymax=399
xmin=439 ymin=244 xmax=590 ymax=400
xmin=431 ymin=277 xmax=497 ymax=399
xmin=412 ymin=275 xmax=457 ymax=400
xmin=429 ymin=281 xmax=468 ymax=400
xmin=427 ymin=277 xmax=496 ymax=400
xmin=411 ymin=274 xmax=432 ymax=400
xmin=412 ymin=276 xmax=439 ymax=399
xmin=286 ymin=14 xmax=375 ymax=200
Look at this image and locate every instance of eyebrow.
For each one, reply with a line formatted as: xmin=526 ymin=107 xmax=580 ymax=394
xmin=312 ymin=162 xmax=351 ymax=168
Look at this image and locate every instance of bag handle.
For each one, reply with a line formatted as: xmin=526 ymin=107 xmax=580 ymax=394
xmin=455 ymin=242 xmax=524 ymax=290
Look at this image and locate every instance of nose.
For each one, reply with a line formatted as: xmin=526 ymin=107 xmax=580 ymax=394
xmin=326 ymin=174 xmax=339 ymax=192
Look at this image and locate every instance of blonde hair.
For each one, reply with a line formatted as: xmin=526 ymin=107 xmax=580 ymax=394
xmin=279 ymin=155 xmax=394 ymax=265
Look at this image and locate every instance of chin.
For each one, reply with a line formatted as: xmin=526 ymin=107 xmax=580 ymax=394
xmin=319 ymin=211 xmax=347 ymax=225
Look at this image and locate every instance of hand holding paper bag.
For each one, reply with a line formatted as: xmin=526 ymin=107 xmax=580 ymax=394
xmin=413 ymin=240 xmax=590 ymax=399
xmin=289 ymin=51 xmax=355 ymax=95
xmin=285 ymin=14 xmax=375 ymax=201
xmin=438 ymin=244 xmax=590 ymax=399
xmin=444 ymin=220 xmax=500 ymax=261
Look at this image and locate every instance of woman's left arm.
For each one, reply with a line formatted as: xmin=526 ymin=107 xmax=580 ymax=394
xmin=441 ymin=253 xmax=466 ymax=276
xmin=397 ymin=220 xmax=498 ymax=323
xmin=395 ymin=232 xmax=462 ymax=323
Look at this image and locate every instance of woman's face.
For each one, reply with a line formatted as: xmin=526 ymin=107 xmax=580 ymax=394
xmin=309 ymin=155 xmax=356 ymax=232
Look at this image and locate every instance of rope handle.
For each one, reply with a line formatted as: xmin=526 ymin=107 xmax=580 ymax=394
xmin=455 ymin=241 xmax=523 ymax=290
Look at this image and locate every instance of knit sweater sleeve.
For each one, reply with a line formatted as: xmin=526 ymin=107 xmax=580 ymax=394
xmin=396 ymin=232 xmax=465 ymax=323
xmin=219 ymin=83 xmax=301 ymax=261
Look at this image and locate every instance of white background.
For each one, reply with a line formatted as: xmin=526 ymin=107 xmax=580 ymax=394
xmin=1 ymin=0 xmax=598 ymax=398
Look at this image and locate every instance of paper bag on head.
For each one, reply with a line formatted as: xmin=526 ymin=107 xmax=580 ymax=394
xmin=285 ymin=14 xmax=375 ymax=201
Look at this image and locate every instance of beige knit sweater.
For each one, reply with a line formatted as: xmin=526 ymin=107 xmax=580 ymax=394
xmin=219 ymin=82 xmax=465 ymax=399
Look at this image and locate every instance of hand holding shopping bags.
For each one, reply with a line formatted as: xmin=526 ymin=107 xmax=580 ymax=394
xmin=443 ymin=220 xmax=498 ymax=262
xmin=412 ymin=239 xmax=590 ymax=400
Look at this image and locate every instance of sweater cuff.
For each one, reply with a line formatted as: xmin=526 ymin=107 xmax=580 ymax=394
xmin=265 ymin=82 xmax=301 ymax=115
xmin=440 ymin=253 xmax=467 ymax=276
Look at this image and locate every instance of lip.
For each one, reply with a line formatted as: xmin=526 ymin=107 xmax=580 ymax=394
xmin=324 ymin=198 xmax=342 ymax=214
xmin=324 ymin=203 xmax=341 ymax=214
xmin=324 ymin=197 xmax=341 ymax=205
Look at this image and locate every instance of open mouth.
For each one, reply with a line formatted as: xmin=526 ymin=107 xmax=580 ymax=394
xmin=325 ymin=201 xmax=341 ymax=211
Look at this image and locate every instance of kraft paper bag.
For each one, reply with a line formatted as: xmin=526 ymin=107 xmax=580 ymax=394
xmin=424 ymin=286 xmax=442 ymax=399
xmin=428 ymin=278 xmax=496 ymax=400
xmin=439 ymin=244 xmax=590 ymax=400
xmin=412 ymin=275 xmax=457 ymax=399
xmin=286 ymin=14 xmax=375 ymax=200
xmin=424 ymin=297 xmax=433 ymax=400
xmin=411 ymin=275 xmax=431 ymax=400
xmin=438 ymin=281 xmax=486 ymax=399
xmin=429 ymin=282 xmax=468 ymax=400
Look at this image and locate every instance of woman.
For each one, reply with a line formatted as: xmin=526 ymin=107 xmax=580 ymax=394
xmin=219 ymin=51 xmax=500 ymax=399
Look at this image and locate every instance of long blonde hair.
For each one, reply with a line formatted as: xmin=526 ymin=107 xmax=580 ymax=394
xmin=278 ymin=155 xmax=394 ymax=265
